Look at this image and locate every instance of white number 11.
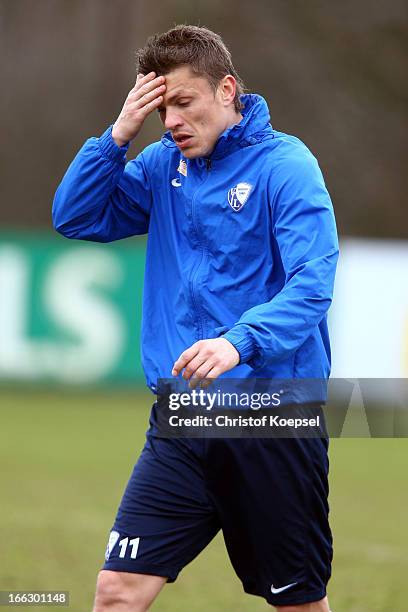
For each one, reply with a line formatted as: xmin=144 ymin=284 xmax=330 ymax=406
xmin=118 ymin=537 xmax=140 ymax=559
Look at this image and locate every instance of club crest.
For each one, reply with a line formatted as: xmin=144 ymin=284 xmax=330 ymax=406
xmin=227 ymin=182 xmax=252 ymax=212
xmin=105 ymin=530 xmax=120 ymax=561
xmin=177 ymin=159 xmax=188 ymax=177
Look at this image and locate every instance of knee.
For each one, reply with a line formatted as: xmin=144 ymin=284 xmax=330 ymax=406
xmin=93 ymin=570 xmax=151 ymax=612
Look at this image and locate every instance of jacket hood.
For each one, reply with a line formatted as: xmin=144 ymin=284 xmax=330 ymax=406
xmin=161 ymin=93 xmax=273 ymax=160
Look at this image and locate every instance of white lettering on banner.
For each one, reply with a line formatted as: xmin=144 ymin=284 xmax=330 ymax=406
xmin=330 ymin=239 xmax=408 ymax=378
xmin=0 ymin=245 xmax=125 ymax=383
xmin=1 ymin=238 xmax=408 ymax=386
xmin=44 ymin=248 xmax=124 ymax=382
xmin=0 ymin=247 xmax=32 ymax=375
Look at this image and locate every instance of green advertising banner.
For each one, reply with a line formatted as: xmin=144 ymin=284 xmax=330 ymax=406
xmin=0 ymin=232 xmax=147 ymax=385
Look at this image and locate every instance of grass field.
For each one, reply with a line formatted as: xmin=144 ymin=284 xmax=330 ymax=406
xmin=1 ymin=388 xmax=407 ymax=611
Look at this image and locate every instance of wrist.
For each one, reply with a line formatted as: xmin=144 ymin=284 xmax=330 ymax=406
xmin=111 ymin=124 xmax=129 ymax=147
xmin=222 ymin=328 xmax=255 ymax=365
xmin=98 ymin=126 xmax=129 ymax=162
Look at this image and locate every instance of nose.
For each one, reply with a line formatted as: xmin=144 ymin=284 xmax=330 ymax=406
xmin=164 ymin=109 xmax=183 ymax=131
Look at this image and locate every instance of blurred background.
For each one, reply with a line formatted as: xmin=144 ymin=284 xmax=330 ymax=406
xmin=1 ymin=1 xmax=407 ymax=611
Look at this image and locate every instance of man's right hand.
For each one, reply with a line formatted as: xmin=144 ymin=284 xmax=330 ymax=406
xmin=111 ymin=72 xmax=166 ymax=146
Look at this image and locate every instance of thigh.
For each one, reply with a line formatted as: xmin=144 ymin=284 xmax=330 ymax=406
xmin=103 ymin=429 xmax=220 ymax=582
xmin=205 ymin=436 xmax=332 ymax=607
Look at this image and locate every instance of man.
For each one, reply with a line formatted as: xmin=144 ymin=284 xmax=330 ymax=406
xmin=53 ymin=25 xmax=338 ymax=611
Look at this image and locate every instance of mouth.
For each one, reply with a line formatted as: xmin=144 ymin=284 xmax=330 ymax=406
xmin=173 ymin=134 xmax=194 ymax=149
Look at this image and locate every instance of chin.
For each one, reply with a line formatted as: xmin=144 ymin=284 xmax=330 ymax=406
xmin=181 ymin=149 xmax=199 ymax=159
xmin=182 ymin=146 xmax=211 ymax=160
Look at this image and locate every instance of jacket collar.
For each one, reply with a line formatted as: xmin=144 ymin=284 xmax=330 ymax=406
xmin=161 ymin=93 xmax=273 ymax=160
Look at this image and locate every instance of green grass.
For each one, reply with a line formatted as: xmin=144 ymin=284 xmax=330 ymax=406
xmin=0 ymin=389 xmax=407 ymax=611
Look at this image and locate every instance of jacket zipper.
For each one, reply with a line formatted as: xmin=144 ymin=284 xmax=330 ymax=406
xmin=189 ymin=159 xmax=212 ymax=340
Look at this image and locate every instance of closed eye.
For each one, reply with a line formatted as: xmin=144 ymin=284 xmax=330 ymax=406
xmin=157 ymin=101 xmax=189 ymax=114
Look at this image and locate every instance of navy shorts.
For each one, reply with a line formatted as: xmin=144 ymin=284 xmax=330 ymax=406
xmin=103 ymin=403 xmax=332 ymax=607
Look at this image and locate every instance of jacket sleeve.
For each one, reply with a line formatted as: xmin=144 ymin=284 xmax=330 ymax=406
xmin=222 ymin=152 xmax=339 ymax=369
xmin=52 ymin=126 xmax=152 ymax=242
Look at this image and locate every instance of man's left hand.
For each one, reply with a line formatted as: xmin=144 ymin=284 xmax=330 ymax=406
xmin=172 ymin=338 xmax=240 ymax=387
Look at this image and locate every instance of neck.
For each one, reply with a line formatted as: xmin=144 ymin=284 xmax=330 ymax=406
xmin=226 ymin=109 xmax=243 ymax=130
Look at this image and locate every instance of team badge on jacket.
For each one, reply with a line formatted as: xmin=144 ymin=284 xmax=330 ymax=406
xmin=228 ymin=182 xmax=252 ymax=212
xmin=177 ymin=159 xmax=188 ymax=177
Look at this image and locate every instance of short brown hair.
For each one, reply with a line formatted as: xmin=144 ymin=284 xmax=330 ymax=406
xmin=136 ymin=25 xmax=245 ymax=112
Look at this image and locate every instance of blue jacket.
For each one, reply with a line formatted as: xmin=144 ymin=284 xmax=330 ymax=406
xmin=53 ymin=94 xmax=339 ymax=393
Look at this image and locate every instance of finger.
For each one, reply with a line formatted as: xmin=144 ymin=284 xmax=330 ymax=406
xmin=128 ymin=96 xmax=163 ymax=120
xmin=130 ymin=71 xmax=156 ymax=93
xmin=125 ymin=89 xmax=164 ymax=117
xmin=137 ymin=76 xmax=165 ymax=99
xmin=126 ymin=86 xmax=164 ymax=109
xmin=181 ymin=354 xmax=208 ymax=381
xmin=139 ymin=71 xmax=156 ymax=82
xmin=200 ymin=366 xmax=222 ymax=385
xmin=172 ymin=351 xmax=197 ymax=377
xmin=132 ymin=73 xmax=163 ymax=96
xmin=172 ymin=344 xmax=201 ymax=376
xmin=189 ymin=362 xmax=215 ymax=389
xmin=137 ymin=83 xmax=166 ymax=108
xmin=200 ymin=375 xmax=214 ymax=389
xmin=143 ymin=95 xmax=164 ymax=114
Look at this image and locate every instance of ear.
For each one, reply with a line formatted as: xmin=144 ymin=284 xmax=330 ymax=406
xmin=218 ymin=75 xmax=236 ymax=107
